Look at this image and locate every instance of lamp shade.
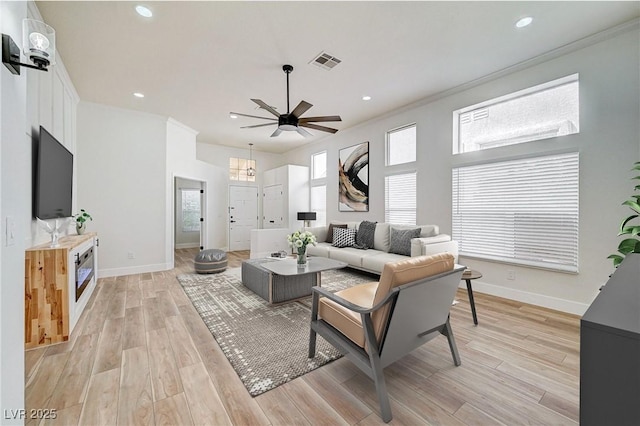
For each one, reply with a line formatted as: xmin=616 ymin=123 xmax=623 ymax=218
xmin=22 ymin=19 xmax=55 ymax=68
xmin=297 ymin=212 xmax=317 ymax=221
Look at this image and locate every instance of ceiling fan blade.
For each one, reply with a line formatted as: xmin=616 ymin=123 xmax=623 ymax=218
xmin=251 ymin=99 xmax=280 ymax=117
xmin=230 ymin=112 xmax=277 ymax=121
xmin=298 ymin=115 xmax=342 ymax=123
xmin=241 ymin=123 xmax=277 ymax=129
xmin=299 ymin=122 xmax=338 ymax=134
xmin=296 ymin=126 xmax=313 ymax=138
xmin=270 ymin=128 xmax=282 ymax=137
xmin=291 ymin=100 xmax=313 ymax=118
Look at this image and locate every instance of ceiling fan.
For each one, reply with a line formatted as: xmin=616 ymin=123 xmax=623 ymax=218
xmin=230 ymin=64 xmax=341 ymax=138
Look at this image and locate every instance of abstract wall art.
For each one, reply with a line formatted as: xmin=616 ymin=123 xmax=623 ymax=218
xmin=338 ymin=142 xmax=369 ymax=211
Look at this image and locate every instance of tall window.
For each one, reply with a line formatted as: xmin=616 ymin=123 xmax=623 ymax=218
xmin=311 ymin=151 xmax=327 ymax=225
xmin=229 ymin=157 xmax=256 ymax=182
xmin=386 ymin=124 xmax=416 ymax=166
xmin=452 ymin=152 xmax=579 ymax=272
xmin=454 ymin=74 xmax=579 ymax=154
xmin=385 ymin=172 xmax=417 ymax=225
xmin=312 ymin=151 xmax=327 ymax=179
xmin=181 ymin=189 xmax=201 ymax=232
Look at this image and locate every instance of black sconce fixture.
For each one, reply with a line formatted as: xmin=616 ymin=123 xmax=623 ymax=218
xmin=2 ymin=19 xmax=56 ymax=75
xmin=297 ymin=212 xmax=317 ymax=228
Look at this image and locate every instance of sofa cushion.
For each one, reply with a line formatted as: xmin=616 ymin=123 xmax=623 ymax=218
xmin=355 ymin=220 xmax=377 ymax=249
xmin=326 ymin=223 xmax=347 ymax=243
xmin=373 ymin=223 xmax=391 ymax=252
xmin=328 ymin=247 xmax=367 ymax=267
xmin=393 ymin=224 xmax=439 ymax=238
xmin=389 ymin=227 xmax=421 ymax=256
xmin=333 ymin=227 xmax=357 ymax=248
xmin=307 ymin=242 xmax=331 ymax=257
xmin=305 ymin=226 xmax=328 ymax=243
xmin=361 ymin=252 xmax=411 ymax=273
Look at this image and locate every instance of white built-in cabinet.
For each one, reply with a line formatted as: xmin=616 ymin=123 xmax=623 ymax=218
xmin=262 ymin=165 xmax=309 ymax=230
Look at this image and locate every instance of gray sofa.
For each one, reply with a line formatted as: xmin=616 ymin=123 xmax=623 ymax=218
xmin=305 ymin=221 xmax=458 ymax=274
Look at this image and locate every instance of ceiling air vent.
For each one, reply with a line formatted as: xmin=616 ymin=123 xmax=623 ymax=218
xmin=310 ymin=52 xmax=341 ymax=70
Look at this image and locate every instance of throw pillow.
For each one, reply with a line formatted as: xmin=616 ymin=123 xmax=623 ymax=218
xmin=332 ymin=227 xmax=357 ymax=248
xmin=355 ymin=220 xmax=377 ymax=249
xmin=389 ymin=227 xmax=421 ymax=256
xmin=326 ymin=223 xmax=347 ymax=243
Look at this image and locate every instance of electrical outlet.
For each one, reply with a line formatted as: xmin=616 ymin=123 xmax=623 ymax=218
xmin=507 ymin=270 xmax=516 ymax=280
xmin=127 ymin=252 xmax=135 ymax=259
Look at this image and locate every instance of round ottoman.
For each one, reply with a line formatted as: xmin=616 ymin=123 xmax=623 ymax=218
xmin=194 ymin=249 xmax=227 ymax=274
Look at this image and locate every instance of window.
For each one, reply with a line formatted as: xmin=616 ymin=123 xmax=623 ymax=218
xmin=452 ymin=152 xmax=579 ymax=272
xmin=385 ymin=172 xmax=416 ymax=225
xmin=310 ymin=185 xmax=327 ymax=226
xmin=386 ymin=124 xmax=416 ymax=166
xmin=181 ymin=189 xmax=201 ymax=232
xmin=312 ymin=151 xmax=327 ymax=180
xmin=454 ymin=74 xmax=579 ymax=154
xmin=229 ymin=157 xmax=256 ymax=182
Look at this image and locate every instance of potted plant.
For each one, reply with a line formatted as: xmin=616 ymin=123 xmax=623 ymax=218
xmin=608 ymin=162 xmax=640 ymax=267
xmin=73 ymin=209 xmax=92 ymax=235
xmin=287 ymin=230 xmax=317 ymax=266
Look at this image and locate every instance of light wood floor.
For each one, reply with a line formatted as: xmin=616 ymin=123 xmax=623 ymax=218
xmin=25 ymin=248 xmax=580 ymax=425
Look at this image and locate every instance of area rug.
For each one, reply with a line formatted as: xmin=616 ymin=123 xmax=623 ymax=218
xmin=177 ymin=268 xmax=374 ymax=396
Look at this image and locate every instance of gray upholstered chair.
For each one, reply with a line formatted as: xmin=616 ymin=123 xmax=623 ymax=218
xmin=308 ymin=252 xmax=464 ymax=422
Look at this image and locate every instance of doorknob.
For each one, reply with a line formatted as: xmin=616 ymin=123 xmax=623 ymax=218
xmin=230 ymin=220 xmax=236 ymax=223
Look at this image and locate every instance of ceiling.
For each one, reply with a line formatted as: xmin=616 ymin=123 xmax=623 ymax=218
xmin=37 ymin=1 xmax=639 ymax=154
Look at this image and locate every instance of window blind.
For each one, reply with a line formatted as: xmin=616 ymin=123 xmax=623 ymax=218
xmin=452 ymin=152 xmax=579 ymax=272
xmin=385 ymin=172 xmax=416 ymax=225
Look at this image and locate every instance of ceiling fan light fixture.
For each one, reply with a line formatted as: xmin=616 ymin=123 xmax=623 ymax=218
xmin=229 ymin=114 xmax=238 ymax=119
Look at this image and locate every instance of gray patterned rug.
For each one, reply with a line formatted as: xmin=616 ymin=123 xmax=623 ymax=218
xmin=177 ymin=267 xmax=374 ymax=396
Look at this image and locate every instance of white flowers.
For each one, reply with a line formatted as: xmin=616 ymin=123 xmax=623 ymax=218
xmin=287 ymin=230 xmax=317 ymax=254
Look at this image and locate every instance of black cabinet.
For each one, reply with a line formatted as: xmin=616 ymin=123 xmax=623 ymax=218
xmin=580 ymin=254 xmax=640 ymax=425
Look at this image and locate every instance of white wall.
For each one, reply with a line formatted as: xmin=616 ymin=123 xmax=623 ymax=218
xmin=1 ymin=3 xmax=28 ymax=420
xmin=283 ymin=26 xmax=640 ymax=314
xmin=166 ymin=119 xmax=228 ymax=262
xmin=77 ymin=102 xmax=169 ymax=277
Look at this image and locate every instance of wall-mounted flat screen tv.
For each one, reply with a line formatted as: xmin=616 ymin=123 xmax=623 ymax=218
xmin=34 ymin=126 xmax=73 ymax=219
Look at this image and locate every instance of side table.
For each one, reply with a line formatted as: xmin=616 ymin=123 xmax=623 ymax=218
xmin=462 ymin=270 xmax=481 ymax=325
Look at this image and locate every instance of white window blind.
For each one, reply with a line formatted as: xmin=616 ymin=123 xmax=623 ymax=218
xmin=385 ymin=172 xmax=416 ymax=225
xmin=387 ymin=124 xmax=416 ymax=166
xmin=312 ymin=151 xmax=327 ymax=180
xmin=452 ymin=152 xmax=579 ymax=272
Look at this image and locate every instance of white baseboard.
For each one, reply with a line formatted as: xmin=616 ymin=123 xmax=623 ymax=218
xmin=175 ymin=243 xmax=200 ymax=249
xmin=98 ymin=262 xmax=172 ymax=278
xmin=463 ymin=280 xmax=589 ymax=316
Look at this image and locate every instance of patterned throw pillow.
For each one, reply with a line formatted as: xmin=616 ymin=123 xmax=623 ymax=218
xmin=355 ymin=220 xmax=377 ymax=249
xmin=389 ymin=227 xmax=421 ymax=256
xmin=326 ymin=223 xmax=347 ymax=243
xmin=332 ymin=228 xmax=357 ymax=248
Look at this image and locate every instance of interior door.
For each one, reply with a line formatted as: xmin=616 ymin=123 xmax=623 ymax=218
xmin=263 ymin=184 xmax=284 ymax=229
xmin=229 ymin=185 xmax=258 ymax=251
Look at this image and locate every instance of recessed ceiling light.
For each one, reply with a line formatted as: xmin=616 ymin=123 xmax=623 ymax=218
xmin=362 ymin=95 xmax=372 ymax=101
xmin=135 ymin=5 xmax=153 ymax=18
xmin=229 ymin=114 xmax=238 ymax=119
xmin=133 ymin=92 xmax=145 ymax=98
xmin=515 ymin=16 xmax=533 ymax=28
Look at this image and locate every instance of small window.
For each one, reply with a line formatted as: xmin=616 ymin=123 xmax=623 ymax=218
xmin=454 ymin=74 xmax=579 ymax=154
xmin=229 ymin=157 xmax=256 ymax=182
xmin=181 ymin=189 xmax=201 ymax=232
xmin=385 ymin=172 xmax=416 ymax=225
xmin=312 ymin=151 xmax=327 ymax=180
xmin=386 ymin=124 xmax=416 ymax=166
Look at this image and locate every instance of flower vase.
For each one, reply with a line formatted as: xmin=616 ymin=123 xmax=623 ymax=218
xmin=76 ymin=222 xmax=86 ymax=235
xmin=297 ymin=247 xmax=307 ymax=266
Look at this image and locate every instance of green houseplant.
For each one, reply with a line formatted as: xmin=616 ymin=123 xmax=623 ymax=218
xmin=608 ymin=162 xmax=640 ymax=267
xmin=73 ymin=209 xmax=92 ymax=235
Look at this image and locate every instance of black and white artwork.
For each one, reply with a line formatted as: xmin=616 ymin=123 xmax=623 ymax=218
xmin=338 ymin=142 xmax=369 ymax=211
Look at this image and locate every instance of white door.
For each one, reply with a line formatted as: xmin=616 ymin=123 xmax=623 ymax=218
xmin=229 ymin=185 xmax=258 ymax=251
xmin=263 ymin=184 xmax=284 ymax=229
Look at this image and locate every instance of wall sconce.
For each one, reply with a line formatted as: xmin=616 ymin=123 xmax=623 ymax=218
xmin=297 ymin=212 xmax=317 ymax=228
xmin=2 ymin=19 xmax=56 ymax=75
xmin=247 ymin=143 xmax=256 ymax=177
